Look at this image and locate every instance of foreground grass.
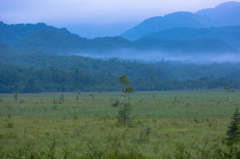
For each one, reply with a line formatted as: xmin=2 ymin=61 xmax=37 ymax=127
xmin=0 ymin=90 xmax=239 ymax=158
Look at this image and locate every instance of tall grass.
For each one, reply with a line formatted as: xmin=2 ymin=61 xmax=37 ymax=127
xmin=0 ymin=90 xmax=239 ymax=158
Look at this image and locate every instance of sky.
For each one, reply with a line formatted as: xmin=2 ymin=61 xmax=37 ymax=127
xmin=0 ymin=0 xmax=239 ymax=38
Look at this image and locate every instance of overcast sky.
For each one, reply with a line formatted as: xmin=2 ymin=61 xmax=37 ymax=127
xmin=1 ymin=0 xmax=239 ymax=38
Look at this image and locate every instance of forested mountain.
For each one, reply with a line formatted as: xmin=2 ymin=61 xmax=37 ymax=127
xmin=1 ymin=21 xmax=237 ymax=53
xmin=138 ymin=26 xmax=240 ymax=49
xmin=0 ymin=21 xmax=239 ymax=53
xmin=121 ymin=1 xmax=240 ymax=40
xmin=0 ymin=40 xmax=9 ymax=50
xmin=11 ymin=30 xmax=140 ymax=53
xmin=121 ymin=12 xmax=212 ymax=41
xmin=195 ymin=1 xmax=240 ymax=26
xmin=13 ymin=28 xmax=237 ymax=53
xmin=0 ymin=22 xmax=75 ymax=43
xmin=134 ymin=37 xmax=237 ymax=53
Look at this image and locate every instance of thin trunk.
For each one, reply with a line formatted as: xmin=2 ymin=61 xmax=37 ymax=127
xmin=230 ymin=93 xmax=231 ymax=102
xmin=121 ymin=88 xmax=125 ymax=106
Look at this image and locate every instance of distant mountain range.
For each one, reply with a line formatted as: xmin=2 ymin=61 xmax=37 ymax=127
xmin=121 ymin=1 xmax=240 ymax=41
xmin=0 ymin=1 xmax=240 ymax=54
xmin=0 ymin=21 xmax=238 ymax=54
xmin=11 ymin=29 xmax=140 ymax=53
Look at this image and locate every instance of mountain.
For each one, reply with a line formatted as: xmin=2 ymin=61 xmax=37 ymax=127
xmin=9 ymin=25 xmax=239 ymax=54
xmin=12 ymin=29 xmax=141 ymax=53
xmin=121 ymin=12 xmax=212 ymax=41
xmin=0 ymin=22 xmax=77 ymax=43
xmin=134 ymin=37 xmax=237 ymax=53
xmin=138 ymin=26 xmax=240 ymax=48
xmin=121 ymin=1 xmax=240 ymax=41
xmin=0 ymin=40 xmax=9 ymax=50
xmin=196 ymin=1 xmax=240 ymax=26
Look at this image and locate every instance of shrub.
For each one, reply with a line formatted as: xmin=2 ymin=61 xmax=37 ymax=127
xmin=107 ymin=149 xmax=146 ymax=159
xmin=118 ymin=102 xmax=132 ymax=125
xmin=84 ymin=142 xmax=106 ymax=159
xmin=20 ymin=98 xmax=24 ymax=103
xmin=4 ymin=121 xmax=14 ymax=128
xmin=111 ymin=98 xmax=120 ymax=107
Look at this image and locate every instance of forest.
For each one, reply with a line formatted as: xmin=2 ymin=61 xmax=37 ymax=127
xmin=1 ymin=47 xmax=240 ymax=93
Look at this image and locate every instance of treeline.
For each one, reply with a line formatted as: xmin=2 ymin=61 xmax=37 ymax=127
xmin=133 ymin=75 xmax=240 ymax=91
xmin=1 ymin=48 xmax=240 ymax=81
xmin=0 ymin=66 xmax=119 ymax=93
xmin=0 ymin=48 xmax=174 ymax=80
xmin=1 ymin=66 xmax=240 ymax=93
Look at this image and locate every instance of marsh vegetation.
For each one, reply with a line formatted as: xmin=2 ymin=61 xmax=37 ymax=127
xmin=0 ymin=90 xmax=240 ymax=158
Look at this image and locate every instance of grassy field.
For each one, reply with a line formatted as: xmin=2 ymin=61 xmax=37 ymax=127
xmin=0 ymin=90 xmax=239 ymax=158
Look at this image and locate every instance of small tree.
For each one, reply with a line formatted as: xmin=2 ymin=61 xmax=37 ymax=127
xmin=89 ymin=94 xmax=94 ymax=101
xmin=77 ymin=90 xmax=80 ymax=101
xmin=118 ymin=102 xmax=132 ymax=124
xmin=14 ymin=92 xmax=18 ymax=101
xmin=152 ymin=93 xmax=156 ymax=100
xmin=60 ymin=94 xmax=64 ymax=102
xmin=119 ymin=75 xmax=134 ymax=103
xmin=226 ymin=108 xmax=240 ymax=142
xmin=111 ymin=98 xmax=120 ymax=107
xmin=218 ymin=108 xmax=240 ymax=158
xmin=224 ymin=86 xmax=234 ymax=102
xmin=124 ymin=86 xmax=134 ymax=96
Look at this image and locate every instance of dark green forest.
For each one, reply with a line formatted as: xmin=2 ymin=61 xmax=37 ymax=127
xmin=1 ymin=62 xmax=240 ymax=93
xmin=1 ymin=47 xmax=240 ymax=93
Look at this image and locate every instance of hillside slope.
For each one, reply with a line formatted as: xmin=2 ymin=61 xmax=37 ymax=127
xmin=134 ymin=37 xmax=237 ymax=53
xmin=196 ymin=1 xmax=240 ymax=26
xmin=0 ymin=22 xmax=77 ymax=43
xmin=12 ymin=30 xmax=141 ymax=53
xmin=121 ymin=1 xmax=240 ymax=41
xmin=138 ymin=26 xmax=240 ymax=48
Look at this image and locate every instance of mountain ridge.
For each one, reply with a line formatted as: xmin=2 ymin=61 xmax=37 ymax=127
xmin=11 ymin=29 xmax=141 ymax=53
xmin=133 ymin=37 xmax=237 ymax=53
xmin=0 ymin=21 xmax=78 ymax=43
xmin=121 ymin=1 xmax=240 ymax=41
xmin=137 ymin=26 xmax=240 ymax=48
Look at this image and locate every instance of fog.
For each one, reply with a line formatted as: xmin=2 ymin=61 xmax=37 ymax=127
xmin=72 ymin=49 xmax=240 ymax=63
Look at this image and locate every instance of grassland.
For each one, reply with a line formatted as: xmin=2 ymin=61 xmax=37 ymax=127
xmin=0 ymin=90 xmax=239 ymax=158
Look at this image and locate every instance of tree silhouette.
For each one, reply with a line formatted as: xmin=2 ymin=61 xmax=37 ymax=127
xmin=119 ymin=74 xmax=130 ymax=103
xmin=224 ymin=86 xmax=234 ymax=102
xmin=226 ymin=108 xmax=240 ymax=142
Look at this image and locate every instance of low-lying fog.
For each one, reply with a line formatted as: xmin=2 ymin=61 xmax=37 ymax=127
xmin=72 ymin=49 xmax=240 ymax=63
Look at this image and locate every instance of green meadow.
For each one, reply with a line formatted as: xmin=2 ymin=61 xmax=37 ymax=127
xmin=0 ymin=90 xmax=239 ymax=158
